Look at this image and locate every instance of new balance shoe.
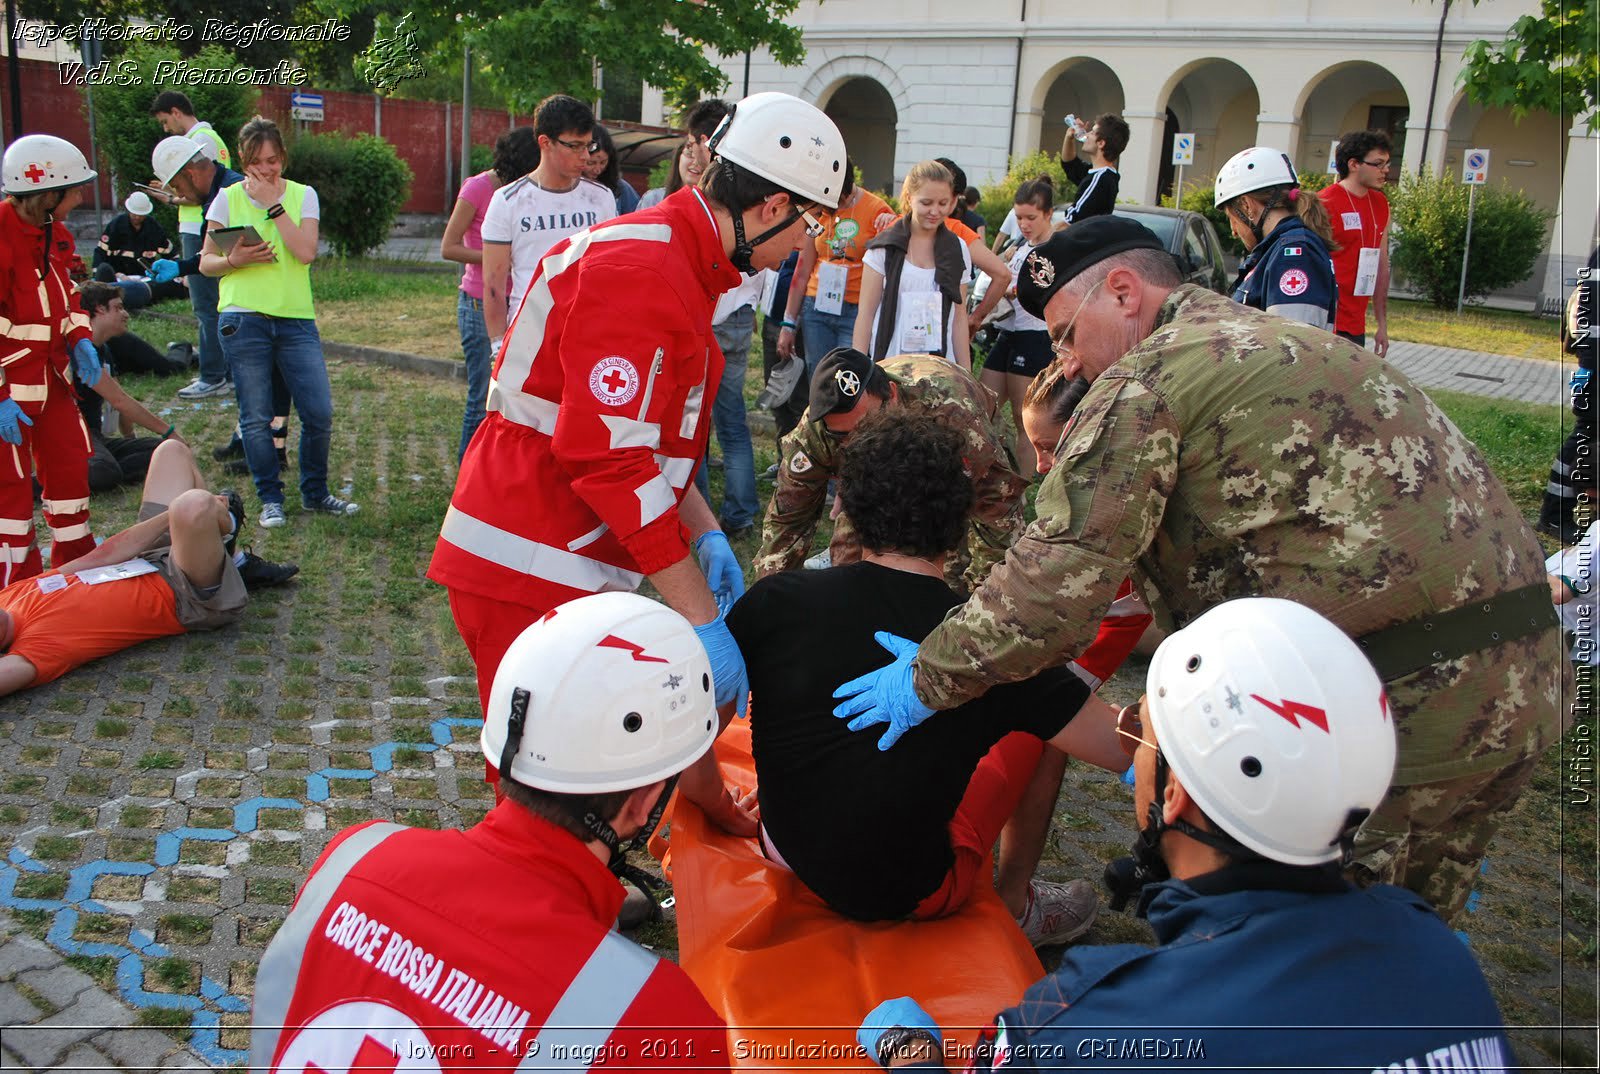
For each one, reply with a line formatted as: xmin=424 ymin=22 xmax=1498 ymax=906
xmin=303 ymin=494 xmax=359 ymax=517
xmin=1016 ymin=878 xmax=1099 ymax=947
xmin=259 ymin=502 xmax=287 ymax=528
xmin=236 ymin=551 xmax=298 ymax=590
xmin=178 ymin=377 xmax=231 ymax=399
xmin=221 ymin=489 xmax=244 ymax=555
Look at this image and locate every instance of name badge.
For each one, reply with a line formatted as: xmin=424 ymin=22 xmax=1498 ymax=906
xmin=75 ymin=558 xmax=160 ymax=585
xmin=815 ymin=261 xmax=848 ymax=317
xmin=1354 ymin=246 xmax=1380 ymax=297
xmin=1341 ymin=212 xmax=1363 ymax=231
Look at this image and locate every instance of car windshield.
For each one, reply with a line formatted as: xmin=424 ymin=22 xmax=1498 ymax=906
xmin=1111 ymin=209 xmax=1180 ymax=247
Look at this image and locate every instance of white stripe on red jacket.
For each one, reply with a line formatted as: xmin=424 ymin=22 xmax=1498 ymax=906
xmin=429 ymin=188 xmax=743 ymax=612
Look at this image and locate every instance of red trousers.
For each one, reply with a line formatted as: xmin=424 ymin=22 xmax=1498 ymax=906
xmin=912 ymin=731 xmax=1046 ymax=919
xmin=448 ymin=587 xmax=549 ymax=792
xmin=0 ymin=379 xmax=93 ymax=585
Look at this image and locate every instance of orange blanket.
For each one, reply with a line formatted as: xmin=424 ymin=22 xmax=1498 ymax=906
xmin=655 ymin=721 xmax=1043 ymax=1069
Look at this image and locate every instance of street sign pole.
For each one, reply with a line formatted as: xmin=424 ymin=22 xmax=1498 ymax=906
xmin=1456 ymin=183 xmax=1476 ymax=315
xmin=1171 ymin=133 xmax=1195 ymax=205
xmin=1457 ymin=148 xmax=1489 ymax=314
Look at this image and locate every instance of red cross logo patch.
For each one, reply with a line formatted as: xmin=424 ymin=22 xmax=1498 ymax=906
xmin=23 ymin=163 xmax=46 ymax=184
xmin=588 ymin=356 xmax=639 ymax=407
xmin=272 ymin=1000 xmax=444 ymax=1074
xmin=1278 ymin=268 xmax=1309 ymax=296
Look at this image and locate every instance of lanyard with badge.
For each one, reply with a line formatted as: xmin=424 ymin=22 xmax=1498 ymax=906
xmin=900 ymin=292 xmax=941 ymax=353
xmin=1338 ymin=187 xmax=1381 ymax=297
xmin=815 ymin=215 xmax=861 ymax=316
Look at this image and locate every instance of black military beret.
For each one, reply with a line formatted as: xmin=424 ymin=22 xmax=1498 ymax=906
xmin=809 ymin=347 xmax=886 ymax=418
xmin=1015 ymin=217 xmax=1167 ymax=320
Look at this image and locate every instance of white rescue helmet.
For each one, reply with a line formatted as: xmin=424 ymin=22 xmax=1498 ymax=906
xmin=707 ymin=91 xmax=846 ymax=209
xmin=481 ymin=592 xmax=718 ymax=794
xmin=1214 ymin=147 xmax=1298 ymax=207
xmin=3 ymin=134 xmax=97 ymax=195
xmin=124 ymin=191 xmax=154 ymax=216
xmin=1145 ymin=597 xmax=1396 ymax=866
xmin=151 ymin=136 xmax=205 ymax=185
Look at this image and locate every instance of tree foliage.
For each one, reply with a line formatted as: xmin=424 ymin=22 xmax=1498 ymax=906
xmin=1460 ymin=0 xmax=1600 ymax=128
xmin=1389 ymin=171 xmax=1553 ymax=307
xmin=84 ymin=41 xmax=259 ymax=232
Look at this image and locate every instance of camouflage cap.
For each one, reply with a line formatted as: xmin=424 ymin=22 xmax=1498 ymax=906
xmin=1016 ymin=217 xmax=1166 ymax=319
xmin=809 ymin=347 xmax=887 ymax=418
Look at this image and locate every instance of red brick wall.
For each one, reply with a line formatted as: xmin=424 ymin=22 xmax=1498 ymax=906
xmin=3 ymin=59 xmax=537 ymax=214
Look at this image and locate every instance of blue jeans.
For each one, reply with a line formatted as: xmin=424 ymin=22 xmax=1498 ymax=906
xmin=219 ymin=313 xmax=335 ymax=506
xmin=693 ymin=306 xmax=758 ymax=530
xmin=184 ymin=232 xmax=226 ymax=383
xmin=113 ymin=278 xmax=153 ymax=310
xmin=800 ymin=296 xmax=859 ymax=382
xmin=457 ymin=292 xmax=493 ymax=460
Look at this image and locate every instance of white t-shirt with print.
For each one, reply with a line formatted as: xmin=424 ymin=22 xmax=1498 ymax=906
xmin=481 ymin=175 xmax=617 ymax=318
xmin=996 ymin=240 xmax=1048 ymax=333
xmin=862 ymin=243 xmax=972 ymax=360
xmin=205 ymin=184 xmax=321 ymax=314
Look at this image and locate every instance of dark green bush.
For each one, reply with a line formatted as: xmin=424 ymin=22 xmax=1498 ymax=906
xmin=1389 ymin=171 xmax=1553 ymax=308
xmin=469 ymin=144 xmax=493 ymax=177
xmin=1167 ymin=169 xmax=1335 ymax=258
xmin=977 ymin=150 xmax=1073 ymax=236
xmin=283 ymin=133 xmax=414 ymax=257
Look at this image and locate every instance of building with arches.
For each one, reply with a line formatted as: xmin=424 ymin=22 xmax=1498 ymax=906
xmin=683 ymin=0 xmax=1595 ymax=306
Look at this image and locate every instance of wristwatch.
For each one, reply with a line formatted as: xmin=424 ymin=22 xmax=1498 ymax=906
xmin=266 ymin=203 xmax=286 ymax=221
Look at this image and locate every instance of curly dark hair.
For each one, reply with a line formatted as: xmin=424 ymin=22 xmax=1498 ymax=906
xmin=493 ymin=126 xmax=539 ymax=185
xmin=839 ymin=409 xmax=973 ymax=559
xmin=1334 ymin=129 xmax=1393 ymax=179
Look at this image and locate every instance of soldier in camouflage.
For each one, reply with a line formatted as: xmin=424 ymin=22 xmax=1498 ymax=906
xmin=833 ymin=218 xmax=1568 ymax=923
xmin=753 ymin=348 xmax=1028 ymax=596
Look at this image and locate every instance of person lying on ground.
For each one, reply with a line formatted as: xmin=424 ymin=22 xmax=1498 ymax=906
xmin=0 ymin=440 xmax=296 ymax=697
xmin=682 ymin=408 xmax=1129 ymax=946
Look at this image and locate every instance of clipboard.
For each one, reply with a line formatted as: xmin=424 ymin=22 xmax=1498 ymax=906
xmin=207 ymin=225 xmax=265 ymax=253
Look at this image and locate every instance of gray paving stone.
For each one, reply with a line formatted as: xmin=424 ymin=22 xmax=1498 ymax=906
xmin=0 ymin=937 xmax=57 ymax=982
xmin=1 ymin=1045 xmax=34 ymax=1072
xmin=13 ymin=966 xmax=94 ymax=1012
xmin=4 ymin=1026 xmax=89 ymax=1071
xmin=0 ymin=980 xmax=43 ymax=1025
xmin=87 ymin=1028 xmax=183 ymax=1073
xmin=46 ymin=1044 xmax=113 ymax=1074
xmin=38 ymin=987 xmax=134 ymax=1033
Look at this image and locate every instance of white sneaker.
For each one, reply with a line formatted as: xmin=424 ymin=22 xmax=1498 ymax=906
xmin=178 ymin=377 xmax=230 ymax=399
xmin=804 ymin=549 xmax=832 ymax=570
xmin=259 ymin=502 xmax=288 ymax=528
xmin=1016 ymin=879 xmax=1099 ymax=947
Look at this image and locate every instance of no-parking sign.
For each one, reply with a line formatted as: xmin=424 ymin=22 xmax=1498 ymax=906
xmin=1171 ymin=133 xmax=1195 ymax=166
xmin=1462 ymin=148 xmax=1490 ymax=185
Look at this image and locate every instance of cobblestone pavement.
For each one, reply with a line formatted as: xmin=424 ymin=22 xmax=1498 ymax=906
xmin=0 ymin=358 xmax=1594 ymax=1070
xmin=1386 ymin=339 xmax=1567 ymax=406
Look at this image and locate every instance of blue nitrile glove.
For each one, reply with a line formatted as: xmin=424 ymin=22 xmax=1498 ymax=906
xmin=858 ymin=997 xmax=942 ymax=1069
xmin=1572 ymin=366 xmax=1592 ymax=392
xmin=693 ymin=614 xmax=749 ymax=717
xmin=832 ymin=632 xmax=936 ymax=751
xmin=71 ymin=339 xmax=102 ymax=387
xmin=149 ymin=258 xmax=180 ymax=283
xmin=0 ymin=399 xmax=33 ymax=445
xmin=694 ymin=529 xmax=745 ymax=615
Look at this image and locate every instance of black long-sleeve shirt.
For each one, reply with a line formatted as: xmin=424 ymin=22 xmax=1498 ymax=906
xmin=1061 ymin=156 xmax=1120 ymax=223
xmin=93 ymin=213 xmax=172 ymax=275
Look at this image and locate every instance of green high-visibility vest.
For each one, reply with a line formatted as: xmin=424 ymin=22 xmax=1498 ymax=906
xmin=218 ymin=181 xmax=315 ymax=320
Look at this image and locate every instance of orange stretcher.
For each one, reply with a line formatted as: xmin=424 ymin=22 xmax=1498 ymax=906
xmin=653 ymin=720 xmax=1043 ymax=1070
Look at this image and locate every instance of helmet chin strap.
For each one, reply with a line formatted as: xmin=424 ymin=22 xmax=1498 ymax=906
xmin=729 ymin=205 xmax=805 ymax=276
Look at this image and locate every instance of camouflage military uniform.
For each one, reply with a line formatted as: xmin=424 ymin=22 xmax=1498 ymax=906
xmin=753 ymin=354 xmax=1028 ymax=595
xmin=915 ymin=285 xmax=1570 ymax=922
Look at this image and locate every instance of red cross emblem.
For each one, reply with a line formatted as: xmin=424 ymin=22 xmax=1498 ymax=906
xmin=23 ymin=163 xmax=46 ymax=184
xmin=588 ymin=355 xmax=640 ymax=406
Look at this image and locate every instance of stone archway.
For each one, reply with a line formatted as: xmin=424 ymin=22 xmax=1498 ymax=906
xmin=1155 ymin=58 xmax=1260 ymax=183
xmin=1296 ymin=61 xmax=1411 ymax=180
xmin=802 ymin=56 xmax=911 ymax=192
xmin=1032 ymin=57 xmax=1125 ymax=156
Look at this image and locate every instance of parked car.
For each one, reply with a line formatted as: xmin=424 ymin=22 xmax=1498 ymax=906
xmin=973 ymin=204 xmax=1231 ymax=330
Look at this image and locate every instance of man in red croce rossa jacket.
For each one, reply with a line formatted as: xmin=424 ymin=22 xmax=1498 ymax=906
xmin=251 ymin=592 xmax=742 ymax=1073
xmin=0 ymin=135 xmax=105 ymax=584
xmin=428 ymin=92 xmax=849 ymax=736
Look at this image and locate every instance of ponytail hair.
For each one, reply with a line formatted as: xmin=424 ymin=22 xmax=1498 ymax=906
xmin=1246 ymin=183 xmax=1339 ymax=253
xmin=1014 ymin=175 xmax=1055 ymax=212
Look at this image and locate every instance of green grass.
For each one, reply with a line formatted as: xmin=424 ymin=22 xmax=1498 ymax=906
xmin=1387 ymin=298 xmax=1562 ymax=361
xmin=1428 ymin=388 xmax=1565 ymax=519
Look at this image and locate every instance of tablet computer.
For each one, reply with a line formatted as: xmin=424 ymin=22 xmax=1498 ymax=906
xmin=207 ymin=225 xmax=265 ymax=253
